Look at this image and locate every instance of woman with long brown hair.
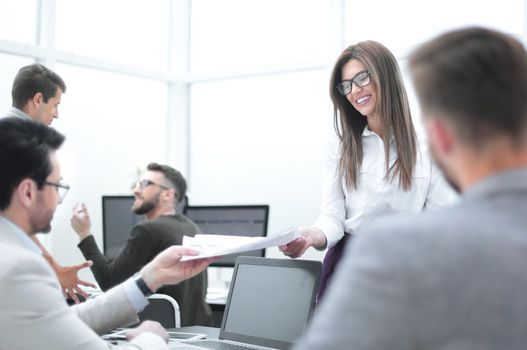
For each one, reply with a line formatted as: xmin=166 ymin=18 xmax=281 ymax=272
xmin=280 ymin=41 xmax=455 ymax=299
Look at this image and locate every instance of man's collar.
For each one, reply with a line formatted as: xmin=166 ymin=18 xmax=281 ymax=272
xmin=6 ymin=106 xmax=32 ymax=121
xmin=0 ymin=215 xmax=42 ymax=254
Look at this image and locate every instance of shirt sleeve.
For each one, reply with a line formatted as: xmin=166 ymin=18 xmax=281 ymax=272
xmin=314 ymin=136 xmax=346 ymax=248
xmin=78 ymin=225 xmax=156 ymax=290
xmin=122 ymin=276 xmax=149 ymax=312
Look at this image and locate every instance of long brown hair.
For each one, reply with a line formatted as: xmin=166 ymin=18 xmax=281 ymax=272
xmin=329 ymin=41 xmax=417 ymax=190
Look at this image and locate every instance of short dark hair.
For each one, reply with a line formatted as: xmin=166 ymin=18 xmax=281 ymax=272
xmin=12 ymin=64 xmax=67 ymax=109
xmin=409 ymin=27 xmax=527 ymax=146
xmin=0 ymin=117 xmax=65 ymax=210
xmin=147 ymin=163 xmax=187 ymax=204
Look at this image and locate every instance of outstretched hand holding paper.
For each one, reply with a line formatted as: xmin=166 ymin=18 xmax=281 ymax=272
xmin=181 ymin=227 xmax=299 ymax=261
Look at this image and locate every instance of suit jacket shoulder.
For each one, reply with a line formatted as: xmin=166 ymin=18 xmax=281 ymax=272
xmin=295 ymin=170 xmax=527 ymax=349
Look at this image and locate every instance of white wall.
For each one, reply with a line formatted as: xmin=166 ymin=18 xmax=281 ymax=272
xmin=50 ymin=65 xmax=170 ymax=271
xmin=189 ymin=70 xmax=332 ymax=260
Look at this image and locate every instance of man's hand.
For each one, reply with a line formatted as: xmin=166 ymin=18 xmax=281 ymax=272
xmin=140 ymin=246 xmax=216 ymax=292
xmin=279 ymin=226 xmax=327 ymax=258
xmin=126 ymin=320 xmax=169 ymax=343
xmin=58 ymin=261 xmax=97 ymax=303
xmin=71 ymin=203 xmax=92 ymax=240
xmin=34 ymin=234 xmax=96 ymax=303
xmin=43 ymin=253 xmax=97 ymax=303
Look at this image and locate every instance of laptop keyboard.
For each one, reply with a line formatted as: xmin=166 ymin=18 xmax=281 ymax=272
xmin=185 ymin=340 xmax=262 ymax=350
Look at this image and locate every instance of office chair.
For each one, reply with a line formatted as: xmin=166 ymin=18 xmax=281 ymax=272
xmin=138 ymin=293 xmax=181 ymax=328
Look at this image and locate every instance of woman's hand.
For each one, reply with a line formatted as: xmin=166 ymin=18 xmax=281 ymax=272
xmin=279 ymin=227 xmax=327 ymax=258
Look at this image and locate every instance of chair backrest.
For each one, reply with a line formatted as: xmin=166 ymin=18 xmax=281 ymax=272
xmin=138 ymin=293 xmax=181 ymax=328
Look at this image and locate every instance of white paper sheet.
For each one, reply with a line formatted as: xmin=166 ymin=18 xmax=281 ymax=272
xmin=180 ymin=227 xmax=299 ymax=261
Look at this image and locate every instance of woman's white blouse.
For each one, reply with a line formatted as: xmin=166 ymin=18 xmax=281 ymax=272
xmin=314 ymin=127 xmax=457 ymax=248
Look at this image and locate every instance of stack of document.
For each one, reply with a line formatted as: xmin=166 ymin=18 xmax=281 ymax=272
xmin=181 ymin=227 xmax=299 ymax=261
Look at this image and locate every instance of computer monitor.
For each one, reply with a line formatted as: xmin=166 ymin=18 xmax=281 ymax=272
xmin=102 ymin=195 xmax=187 ymax=260
xmin=184 ymin=205 xmax=269 ymax=267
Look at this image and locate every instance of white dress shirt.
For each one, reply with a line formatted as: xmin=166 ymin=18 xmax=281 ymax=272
xmin=315 ymin=127 xmax=457 ymax=248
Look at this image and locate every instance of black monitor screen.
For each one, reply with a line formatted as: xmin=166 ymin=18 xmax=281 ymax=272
xmin=102 ymin=195 xmax=187 ymax=260
xmin=184 ymin=205 xmax=269 ymax=267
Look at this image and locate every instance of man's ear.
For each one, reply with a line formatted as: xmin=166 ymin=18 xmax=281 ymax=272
xmin=426 ymin=118 xmax=454 ymax=155
xmin=164 ymin=188 xmax=176 ymax=202
xmin=16 ymin=179 xmax=37 ymax=208
xmin=31 ymin=92 xmax=44 ymax=108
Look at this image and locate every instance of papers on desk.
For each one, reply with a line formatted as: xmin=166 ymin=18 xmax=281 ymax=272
xmin=181 ymin=227 xmax=299 ymax=261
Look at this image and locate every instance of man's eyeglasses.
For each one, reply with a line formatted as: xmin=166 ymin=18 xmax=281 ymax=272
xmin=41 ymin=180 xmax=70 ymax=200
xmin=336 ymin=70 xmax=371 ymax=96
xmin=136 ymin=179 xmax=172 ymax=190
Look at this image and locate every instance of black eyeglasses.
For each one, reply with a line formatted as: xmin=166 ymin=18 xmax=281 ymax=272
xmin=336 ymin=70 xmax=371 ymax=96
xmin=136 ymin=179 xmax=172 ymax=190
xmin=41 ymin=180 xmax=70 ymax=200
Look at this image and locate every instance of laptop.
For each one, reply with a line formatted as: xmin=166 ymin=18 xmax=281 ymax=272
xmin=183 ymin=256 xmax=322 ymax=350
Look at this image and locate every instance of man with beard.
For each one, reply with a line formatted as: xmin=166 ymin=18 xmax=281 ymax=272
xmin=293 ymin=27 xmax=527 ymax=349
xmin=71 ymin=163 xmax=213 ymax=327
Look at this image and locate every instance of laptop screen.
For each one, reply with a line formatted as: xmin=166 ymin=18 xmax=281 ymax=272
xmin=220 ymin=257 xmax=322 ymax=349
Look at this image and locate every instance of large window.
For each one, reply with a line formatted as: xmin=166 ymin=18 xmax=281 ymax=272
xmin=48 ymin=64 xmax=169 ymax=262
xmin=345 ymin=0 xmax=524 ymax=56
xmin=55 ymin=63 xmax=168 ymax=191
xmin=189 ymin=1 xmax=333 ymax=260
xmin=0 ymin=0 xmax=37 ymax=45
xmin=0 ymin=1 xmax=175 ymax=268
xmin=56 ymin=0 xmax=170 ymax=70
xmin=190 ymin=70 xmax=330 ymax=231
xmin=190 ymin=0 xmax=331 ymax=73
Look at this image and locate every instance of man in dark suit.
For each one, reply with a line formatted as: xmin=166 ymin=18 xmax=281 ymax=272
xmin=294 ymin=27 xmax=527 ymax=349
xmin=71 ymin=163 xmax=213 ymax=326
